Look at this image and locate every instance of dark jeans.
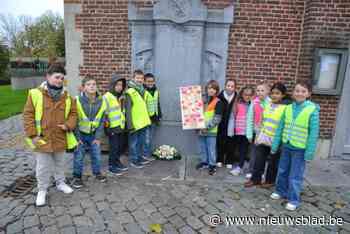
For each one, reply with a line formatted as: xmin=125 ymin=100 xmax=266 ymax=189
xmin=217 ymin=135 xmax=235 ymax=165
xmin=252 ymin=144 xmax=280 ymax=184
xmin=108 ymin=132 xmax=125 ymax=170
xmin=232 ymin=135 xmax=249 ymax=168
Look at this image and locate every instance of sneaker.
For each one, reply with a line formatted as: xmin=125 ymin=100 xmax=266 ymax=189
xmin=285 ymin=202 xmax=297 ymax=211
xmin=143 ymin=155 xmax=156 ymax=162
xmin=270 ymin=192 xmax=281 ymax=200
xmin=216 ymin=162 xmax=223 ymax=168
xmin=244 ymin=180 xmax=261 ymax=188
xmin=116 ymin=161 xmax=128 ymax=171
xmin=71 ymin=177 xmax=84 ymax=189
xmin=36 ymin=190 xmax=47 ymax=207
xmin=95 ymin=174 xmax=107 ymax=183
xmin=226 ymin=164 xmax=233 ymax=169
xmin=139 ymin=157 xmax=150 ymax=165
xmin=245 ymin=173 xmax=252 ymax=179
xmin=196 ymin=162 xmax=209 ymax=170
xmin=130 ymin=161 xmax=144 ymax=169
xmin=208 ymin=166 xmax=217 ymax=175
xmin=229 ymin=166 xmax=241 ymax=176
xmin=56 ymin=182 xmax=73 ymax=194
xmin=109 ymin=167 xmax=125 ymax=176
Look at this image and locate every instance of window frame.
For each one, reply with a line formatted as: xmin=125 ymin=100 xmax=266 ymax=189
xmin=312 ymin=48 xmax=348 ymax=95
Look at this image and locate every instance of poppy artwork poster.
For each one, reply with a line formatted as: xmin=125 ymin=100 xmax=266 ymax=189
xmin=179 ymin=85 xmax=205 ymax=130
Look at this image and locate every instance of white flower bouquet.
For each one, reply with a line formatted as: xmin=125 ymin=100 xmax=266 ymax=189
xmin=152 ymin=145 xmax=181 ymax=160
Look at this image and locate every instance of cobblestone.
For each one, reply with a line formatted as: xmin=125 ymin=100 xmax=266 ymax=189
xmin=1 ymin=116 xmax=350 ymax=233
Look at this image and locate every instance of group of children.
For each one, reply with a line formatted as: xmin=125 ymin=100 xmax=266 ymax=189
xmin=198 ymin=79 xmax=319 ymax=210
xmin=25 ymin=63 xmax=319 ymax=210
xmin=71 ymin=70 xmax=161 ymax=188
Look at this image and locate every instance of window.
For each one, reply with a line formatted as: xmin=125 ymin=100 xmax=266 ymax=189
xmin=312 ymin=48 xmax=348 ymax=95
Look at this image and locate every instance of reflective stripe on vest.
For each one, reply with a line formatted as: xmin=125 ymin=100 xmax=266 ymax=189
xmin=103 ymin=92 xmax=125 ymax=129
xmin=126 ymin=88 xmax=151 ymax=131
xmin=204 ymin=97 xmax=219 ymax=134
xmin=282 ymin=104 xmax=316 ymax=149
xmin=260 ymin=104 xmax=286 ymax=139
xmin=144 ymin=90 xmax=159 ymax=117
xmin=24 ymin=88 xmax=78 ymax=150
xmin=76 ymin=96 xmax=106 ymax=134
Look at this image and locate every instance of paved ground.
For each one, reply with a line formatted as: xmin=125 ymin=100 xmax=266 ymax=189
xmin=0 ymin=115 xmax=350 ymax=234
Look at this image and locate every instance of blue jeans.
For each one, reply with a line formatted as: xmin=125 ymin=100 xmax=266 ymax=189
xmin=73 ymin=133 xmax=102 ymax=178
xmin=199 ymin=136 xmax=217 ymax=166
xmin=129 ymin=127 xmax=146 ymax=163
xmin=143 ymin=124 xmax=155 ymax=158
xmin=275 ymin=145 xmax=306 ymax=207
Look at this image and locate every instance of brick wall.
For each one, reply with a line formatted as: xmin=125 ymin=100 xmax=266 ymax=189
xmin=298 ymin=0 xmax=350 ymax=138
xmin=65 ymin=0 xmax=350 ymax=138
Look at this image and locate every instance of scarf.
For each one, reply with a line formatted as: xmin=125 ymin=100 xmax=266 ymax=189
xmin=47 ymin=82 xmax=63 ymax=102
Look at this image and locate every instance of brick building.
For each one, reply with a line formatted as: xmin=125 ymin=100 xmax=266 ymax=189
xmin=64 ymin=0 xmax=350 ymax=158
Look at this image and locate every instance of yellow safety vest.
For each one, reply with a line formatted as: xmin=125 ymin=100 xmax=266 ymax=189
xmin=260 ymin=104 xmax=286 ymax=139
xmin=24 ymin=88 xmax=78 ymax=150
xmin=282 ymin=103 xmax=316 ymax=149
xmin=126 ymin=88 xmax=151 ymax=131
xmin=103 ymin=92 xmax=125 ymax=129
xmin=204 ymin=97 xmax=219 ymax=134
xmin=76 ymin=96 xmax=106 ymax=134
xmin=144 ymin=90 xmax=159 ymax=117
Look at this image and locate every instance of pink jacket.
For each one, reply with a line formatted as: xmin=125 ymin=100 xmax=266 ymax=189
xmin=235 ymin=103 xmax=249 ymax=135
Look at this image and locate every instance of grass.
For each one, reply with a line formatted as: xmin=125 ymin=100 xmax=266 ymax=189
xmin=0 ymin=85 xmax=28 ymax=120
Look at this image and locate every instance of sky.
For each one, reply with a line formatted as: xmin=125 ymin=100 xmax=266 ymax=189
xmin=1 ymin=0 xmax=64 ymax=18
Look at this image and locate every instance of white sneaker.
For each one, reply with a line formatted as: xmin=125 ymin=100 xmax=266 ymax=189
xmin=36 ymin=190 xmax=47 ymax=207
xmin=216 ymin=162 xmax=223 ymax=168
xmin=285 ymin=202 xmax=297 ymax=211
xmin=245 ymin=173 xmax=252 ymax=179
xmin=57 ymin=182 xmax=74 ymax=194
xmin=229 ymin=167 xmax=241 ymax=176
xmin=270 ymin=192 xmax=281 ymax=200
xmin=226 ymin=164 xmax=233 ymax=169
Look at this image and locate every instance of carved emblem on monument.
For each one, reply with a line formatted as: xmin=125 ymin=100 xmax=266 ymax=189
xmin=136 ymin=49 xmax=153 ymax=73
xmin=169 ymin=0 xmax=191 ymax=23
xmin=205 ymin=51 xmax=222 ymax=82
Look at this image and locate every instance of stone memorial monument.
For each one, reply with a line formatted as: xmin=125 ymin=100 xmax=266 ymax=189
xmin=128 ymin=0 xmax=234 ymax=154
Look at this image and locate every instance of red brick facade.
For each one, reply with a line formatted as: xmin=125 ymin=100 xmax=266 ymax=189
xmin=65 ymin=0 xmax=350 ymax=139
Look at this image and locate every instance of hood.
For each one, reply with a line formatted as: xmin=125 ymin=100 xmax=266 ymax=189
xmin=109 ymin=73 xmax=126 ymax=94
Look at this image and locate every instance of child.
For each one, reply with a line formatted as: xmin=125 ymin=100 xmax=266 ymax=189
xmin=125 ymin=70 xmax=152 ymax=168
xmin=196 ymin=80 xmax=223 ymax=175
xmin=23 ymin=64 xmax=76 ymax=206
xmin=245 ymin=82 xmax=271 ymax=179
xmin=72 ymin=76 xmax=107 ymax=188
xmin=143 ymin=73 xmax=162 ymax=161
xmin=229 ymin=86 xmax=254 ymax=176
xmin=216 ymin=79 xmax=238 ymax=169
xmin=270 ymin=81 xmax=320 ymax=211
xmin=104 ymin=73 xmax=128 ymax=175
xmin=244 ymin=82 xmax=288 ymax=188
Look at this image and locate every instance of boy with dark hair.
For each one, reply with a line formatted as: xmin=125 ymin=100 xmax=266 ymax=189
xmin=23 ymin=63 xmax=77 ymax=206
xmin=143 ymin=73 xmax=162 ymax=161
xmin=104 ymin=73 xmax=128 ymax=175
